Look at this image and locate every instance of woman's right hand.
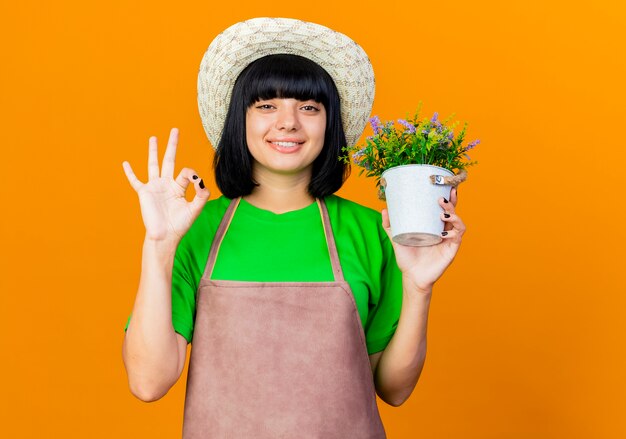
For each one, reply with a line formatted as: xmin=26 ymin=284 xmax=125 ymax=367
xmin=122 ymin=128 xmax=210 ymax=244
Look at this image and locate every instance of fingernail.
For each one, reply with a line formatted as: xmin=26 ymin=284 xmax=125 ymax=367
xmin=192 ymin=175 xmax=198 ymax=180
xmin=444 ymin=213 xmax=450 ymax=218
xmin=199 ymin=179 xmax=205 ymax=189
xmin=443 ymin=198 xmax=449 ymax=203
xmin=442 ymin=231 xmax=448 ymax=236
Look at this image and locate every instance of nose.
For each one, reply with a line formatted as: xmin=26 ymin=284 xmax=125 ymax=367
xmin=275 ymin=105 xmax=300 ymax=131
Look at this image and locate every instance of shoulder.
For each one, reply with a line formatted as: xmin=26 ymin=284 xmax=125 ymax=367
xmin=325 ymin=194 xmax=383 ymax=226
xmin=200 ymin=195 xmax=232 ymax=220
xmin=325 ymin=194 xmax=381 ymax=222
xmin=324 ymin=194 xmax=388 ymax=243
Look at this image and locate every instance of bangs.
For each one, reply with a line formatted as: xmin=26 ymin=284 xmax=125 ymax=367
xmin=238 ymin=54 xmax=336 ymax=108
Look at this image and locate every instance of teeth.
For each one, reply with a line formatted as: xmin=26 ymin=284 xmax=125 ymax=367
xmin=272 ymin=141 xmax=300 ymax=147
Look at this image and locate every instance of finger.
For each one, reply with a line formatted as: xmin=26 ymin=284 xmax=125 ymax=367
xmin=381 ymin=209 xmax=393 ymax=241
xmin=439 ymin=196 xmax=456 ymax=215
xmin=441 ymin=210 xmax=454 ymax=232
xmin=122 ymin=161 xmax=143 ymax=192
xmin=441 ymin=212 xmax=465 ymax=235
xmin=161 ymin=128 xmax=178 ymax=178
xmin=451 ymin=187 xmax=458 ymax=207
xmin=174 ymin=167 xmax=201 ymax=191
xmin=148 ymin=136 xmax=160 ymax=180
xmin=441 ymin=211 xmax=466 ymax=234
xmin=440 ymin=228 xmax=462 ymax=241
xmin=188 ymin=176 xmax=211 ymax=216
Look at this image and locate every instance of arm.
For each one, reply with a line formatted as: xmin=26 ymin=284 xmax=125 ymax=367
xmin=373 ymin=188 xmax=464 ymax=406
xmin=371 ymin=279 xmax=431 ymax=407
xmin=368 ymin=351 xmax=382 ymax=376
xmin=122 ymin=238 xmax=189 ymax=402
xmin=120 ymin=128 xmax=209 ymax=401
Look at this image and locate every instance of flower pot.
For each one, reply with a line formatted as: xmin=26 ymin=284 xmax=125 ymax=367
xmin=381 ymin=164 xmax=454 ymax=247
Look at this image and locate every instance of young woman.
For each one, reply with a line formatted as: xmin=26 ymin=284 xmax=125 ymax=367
xmin=121 ymin=18 xmax=465 ymax=438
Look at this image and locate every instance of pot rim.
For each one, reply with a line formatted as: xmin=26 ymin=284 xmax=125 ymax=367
xmin=381 ymin=163 xmax=455 ymax=178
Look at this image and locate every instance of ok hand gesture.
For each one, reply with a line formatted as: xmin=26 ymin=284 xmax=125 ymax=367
xmin=122 ymin=128 xmax=210 ymax=244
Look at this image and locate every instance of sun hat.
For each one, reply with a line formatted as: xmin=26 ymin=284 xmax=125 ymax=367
xmin=197 ymin=17 xmax=376 ymax=149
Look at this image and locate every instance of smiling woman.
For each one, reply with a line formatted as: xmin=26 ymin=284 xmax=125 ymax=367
xmin=121 ymin=16 xmax=466 ymax=439
xmin=215 ymin=53 xmax=345 ymax=203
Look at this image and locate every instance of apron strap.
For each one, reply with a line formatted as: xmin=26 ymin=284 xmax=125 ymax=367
xmin=317 ymin=198 xmax=345 ymax=283
xmin=204 ymin=197 xmax=241 ymax=280
xmin=203 ymin=197 xmax=345 ymax=282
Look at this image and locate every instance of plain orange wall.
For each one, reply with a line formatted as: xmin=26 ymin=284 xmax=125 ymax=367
xmin=1 ymin=0 xmax=624 ymax=437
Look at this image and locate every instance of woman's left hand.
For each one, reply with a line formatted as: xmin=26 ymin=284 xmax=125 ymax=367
xmin=382 ymin=187 xmax=465 ymax=294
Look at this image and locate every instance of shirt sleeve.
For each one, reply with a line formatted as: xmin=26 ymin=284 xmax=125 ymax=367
xmin=364 ymin=219 xmax=403 ymax=354
xmin=169 ymin=242 xmax=198 ymax=343
xmin=169 ymin=199 xmax=227 ymax=343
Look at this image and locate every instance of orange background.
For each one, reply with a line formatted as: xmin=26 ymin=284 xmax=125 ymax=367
xmin=1 ymin=0 xmax=624 ymax=437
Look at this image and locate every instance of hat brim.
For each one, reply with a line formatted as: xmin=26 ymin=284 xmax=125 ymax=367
xmin=197 ymin=17 xmax=375 ymax=149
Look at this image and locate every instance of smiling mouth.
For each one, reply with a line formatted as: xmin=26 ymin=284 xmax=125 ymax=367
xmin=268 ymin=141 xmax=304 ymax=147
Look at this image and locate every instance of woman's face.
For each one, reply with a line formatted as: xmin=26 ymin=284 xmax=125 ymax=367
xmin=245 ymin=98 xmax=326 ymax=178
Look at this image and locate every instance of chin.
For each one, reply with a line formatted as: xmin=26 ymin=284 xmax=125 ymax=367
xmin=257 ymin=160 xmax=314 ymax=176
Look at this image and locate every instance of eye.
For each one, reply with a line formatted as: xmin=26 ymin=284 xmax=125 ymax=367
xmin=301 ymin=105 xmax=320 ymax=112
xmin=256 ymin=104 xmax=275 ymax=110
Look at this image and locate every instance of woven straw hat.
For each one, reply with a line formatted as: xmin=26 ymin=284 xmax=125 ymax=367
xmin=197 ymin=17 xmax=375 ymax=149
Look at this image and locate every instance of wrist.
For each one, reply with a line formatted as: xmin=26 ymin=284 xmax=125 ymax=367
xmin=143 ymin=235 xmax=180 ymax=258
xmin=402 ymin=274 xmax=433 ymax=296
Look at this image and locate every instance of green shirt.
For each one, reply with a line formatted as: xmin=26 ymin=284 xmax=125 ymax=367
xmin=125 ymin=195 xmax=403 ymax=354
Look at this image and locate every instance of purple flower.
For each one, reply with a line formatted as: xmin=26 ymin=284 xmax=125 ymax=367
xmin=431 ymin=112 xmax=439 ymax=123
xmin=352 ymin=147 xmax=366 ymax=158
xmin=422 ymin=129 xmax=429 ymax=135
xmin=397 ymin=119 xmax=416 ymax=133
xmin=369 ymin=116 xmax=382 ymax=135
xmin=354 ymin=156 xmax=371 ymax=170
xmin=352 ymin=148 xmax=371 ymax=169
xmin=447 ymin=131 xmax=454 ymax=140
xmin=466 ymin=139 xmax=481 ymax=150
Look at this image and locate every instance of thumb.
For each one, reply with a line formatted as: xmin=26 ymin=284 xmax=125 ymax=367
xmin=188 ymin=175 xmax=211 ymax=217
xmin=381 ymin=209 xmax=393 ymax=241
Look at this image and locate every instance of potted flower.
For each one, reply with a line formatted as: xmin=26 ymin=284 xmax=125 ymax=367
xmin=342 ymin=102 xmax=480 ymax=246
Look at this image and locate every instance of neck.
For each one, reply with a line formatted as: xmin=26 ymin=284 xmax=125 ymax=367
xmin=243 ymin=165 xmax=316 ymax=214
